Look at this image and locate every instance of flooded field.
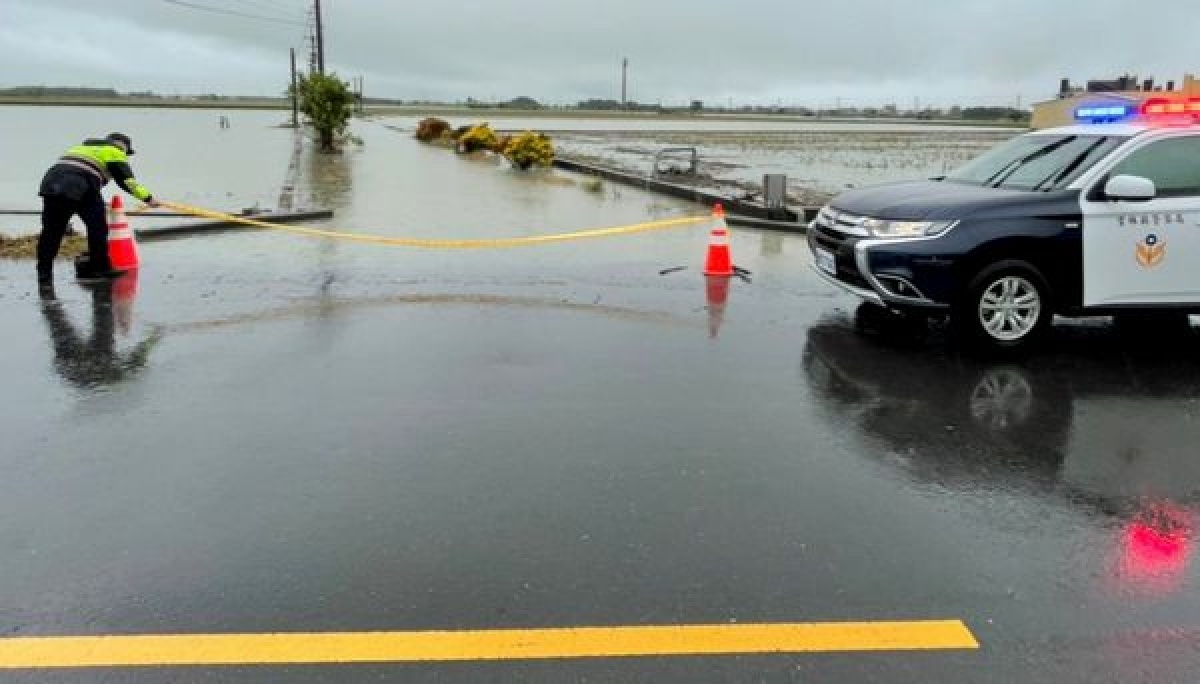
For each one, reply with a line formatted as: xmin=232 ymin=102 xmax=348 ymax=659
xmin=1 ymin=106 xmax=294 ymax=234
xmin=2 ymin=106 xmax=1018 ymax=237
xmin=551 ymin=129 xmax=1016 ymax=204
xmin=379 ymin=115 xmax=1019 ymax=206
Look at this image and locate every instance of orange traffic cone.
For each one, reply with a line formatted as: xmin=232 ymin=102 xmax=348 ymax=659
xmin=703 ymin=203 xmax=734 ymax=276
xmin=107 ymin=195 xmax=140 ymax=270
xmin=705 ymin=275 xmax=731 ymax=339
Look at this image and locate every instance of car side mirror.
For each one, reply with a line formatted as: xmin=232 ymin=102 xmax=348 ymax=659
xmin=1104 ymin=174 xmax=1157 ymax=201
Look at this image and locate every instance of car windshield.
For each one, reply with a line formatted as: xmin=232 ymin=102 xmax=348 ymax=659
xmin=944 ymin=133 xmax=1126 ymax=191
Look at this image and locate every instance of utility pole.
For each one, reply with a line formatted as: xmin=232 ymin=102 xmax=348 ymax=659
xmin=306 ymin=13 xmax=317 ymax=74
xmin=621 ymin=57 xmax=628 ymax=107
xmin=289 ymin=47 xmax=298 ymax=127
xmin=314 ymin=0 xmax=325 ymax=74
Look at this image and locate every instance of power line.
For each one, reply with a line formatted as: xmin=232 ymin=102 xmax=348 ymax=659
xmin=160 ymin=0 xmax=305 ymax=26
xmin=239 ymin=0 xmax=306 ymax=13
xmin=238 ymin=0 xmax=306 ymax=20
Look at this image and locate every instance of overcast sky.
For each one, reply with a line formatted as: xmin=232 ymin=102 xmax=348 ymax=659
xmin=2 ymin=0 xmax=1197 ymax=108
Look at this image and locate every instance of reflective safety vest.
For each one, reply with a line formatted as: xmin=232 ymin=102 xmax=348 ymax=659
xmin=55 ymin=139 xmax=153 ymax=202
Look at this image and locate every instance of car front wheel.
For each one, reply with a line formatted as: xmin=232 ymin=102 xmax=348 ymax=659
xmin=954 ymin=260 xmax=1052 ymax=352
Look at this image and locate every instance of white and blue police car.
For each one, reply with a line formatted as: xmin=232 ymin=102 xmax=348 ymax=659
xmin=808 ymin=98 xmax=1200 ymax=350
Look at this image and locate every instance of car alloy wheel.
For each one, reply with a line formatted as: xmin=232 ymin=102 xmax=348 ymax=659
xmin=977 ymin=275 xmax=1042 ymax=342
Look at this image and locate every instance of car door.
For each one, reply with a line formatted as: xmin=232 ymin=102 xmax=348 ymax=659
xmin=1079 ymin=132 xmax=1200 ymax=307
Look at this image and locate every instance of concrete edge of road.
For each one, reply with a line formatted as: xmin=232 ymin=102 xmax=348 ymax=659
xmin=553 ymin=157 xmax=817 ymax=235
xmin=133 ymin=208 xmax=335 ymax=242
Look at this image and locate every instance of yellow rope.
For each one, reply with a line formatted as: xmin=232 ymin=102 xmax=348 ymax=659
xmin=157 ymin=201 xmax=709 ymax=249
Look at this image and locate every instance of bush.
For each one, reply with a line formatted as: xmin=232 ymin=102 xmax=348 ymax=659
xmin=491 ymin=134 xmax=512 ymax=155
xmin=415 ymin=117 xmax=451 ymax=142
xmin=458 ymin=123 xmax=499 ymax=153
xmin=503 ymin=131 xmax=554 ymax=170
xmin=295 ymin=72 xmax=354 ymax=152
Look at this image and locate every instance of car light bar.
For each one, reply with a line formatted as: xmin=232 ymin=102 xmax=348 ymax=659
xmin=1074 ymin=104 xmax=1134 ymax=123
xmin=1140 ymin=97 xmax=1200 ymax=116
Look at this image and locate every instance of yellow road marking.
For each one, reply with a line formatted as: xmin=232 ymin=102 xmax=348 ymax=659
xmin=0 ymin=621 xmax=977 ymax=669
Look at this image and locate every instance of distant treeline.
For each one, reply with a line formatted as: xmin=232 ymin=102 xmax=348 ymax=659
xmin=0 ymin=86 xmax=283 ymax=102
xmin=460 ymin=95 xmax=1029 ymax=121
xmin=2 ymin=87 xmax=1030 ymax=122
xmin=1 ymin=86 xmax=121 ymax=97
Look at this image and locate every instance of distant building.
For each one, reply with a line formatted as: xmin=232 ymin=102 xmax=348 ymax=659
xmin=1031 ymin=73 xmax=1200 ymax=129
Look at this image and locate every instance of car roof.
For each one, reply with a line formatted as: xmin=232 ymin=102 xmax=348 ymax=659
xmin=1028 ymin=123 xmax=1151 ymax=137
xmin=1029 ymin=122 xmax=1200 ymax=137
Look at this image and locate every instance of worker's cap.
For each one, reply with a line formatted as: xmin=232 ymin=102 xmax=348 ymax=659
xmin=105 ymin=132 xmax=135 ymax=155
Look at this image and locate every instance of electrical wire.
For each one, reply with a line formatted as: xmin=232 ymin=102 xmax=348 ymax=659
xmin=160 ymin=0 xmax=306 ymax=27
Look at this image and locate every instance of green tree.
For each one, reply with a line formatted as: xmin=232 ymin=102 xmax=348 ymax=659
xmin=296 ymin=72 xmax=353 ymax=152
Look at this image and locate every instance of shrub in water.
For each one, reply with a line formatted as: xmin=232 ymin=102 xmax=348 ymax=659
xmin=458 ymin=123 xmax=499 ymax=153
xmin=415 ymin=118 xmax=451 ymax=142
xmin=503 ymin=131 xmax=554 ymax=170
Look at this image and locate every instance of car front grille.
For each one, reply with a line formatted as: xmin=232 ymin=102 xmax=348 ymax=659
xmin=810 ymin=220 xmax=871 ymax=290
xmin=814 ymin=207 xmax=871 ymax=237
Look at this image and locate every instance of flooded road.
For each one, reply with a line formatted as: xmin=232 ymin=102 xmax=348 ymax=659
xmin=0 ymin=107 xmax=1197 ymax=682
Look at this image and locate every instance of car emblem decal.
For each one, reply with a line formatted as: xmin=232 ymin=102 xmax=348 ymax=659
xmin=1135 ymin=233 xmax=1166 ymax=269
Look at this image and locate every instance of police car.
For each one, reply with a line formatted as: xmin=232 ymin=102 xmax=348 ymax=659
xmin=808 ymin=98 xmax=1200 ymax=350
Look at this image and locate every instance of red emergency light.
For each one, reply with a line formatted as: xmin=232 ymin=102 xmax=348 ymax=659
xmin=1140 ymin=97 xmax=1200 ymax=117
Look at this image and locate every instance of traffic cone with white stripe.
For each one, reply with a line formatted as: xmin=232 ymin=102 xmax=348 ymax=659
xmin=703 ymin=203 xmax=734 ymax=276
xmin=107 ymin=195 xmax=140 ymax=270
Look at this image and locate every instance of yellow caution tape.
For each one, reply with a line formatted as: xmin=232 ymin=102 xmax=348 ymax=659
xmin=157 ymin=201 xmax=709 ymax=249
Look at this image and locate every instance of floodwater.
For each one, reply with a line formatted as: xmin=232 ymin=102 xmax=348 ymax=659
xmin=380 ymin=114 xmax=1020 ymax=202
xmin=2 ymin=107 xmax=1019 ymax=236
xmin=0 ymin=107 xmax=294 ymax=233
xmin=550 ymin=129 xmax=1015 ymax=200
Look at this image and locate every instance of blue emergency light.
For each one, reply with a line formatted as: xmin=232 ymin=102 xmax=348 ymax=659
xmin=1074 ymin=104 xmax=1134 ymax=124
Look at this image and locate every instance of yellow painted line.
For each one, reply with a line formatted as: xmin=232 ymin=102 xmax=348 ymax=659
xmin=0 ymin=621 xmax=977 ymax=669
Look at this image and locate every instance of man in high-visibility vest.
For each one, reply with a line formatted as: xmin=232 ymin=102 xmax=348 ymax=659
xmin=37 ymin=132 xmax=159 ymax=284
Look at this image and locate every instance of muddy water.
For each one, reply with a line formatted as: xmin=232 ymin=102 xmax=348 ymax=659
xmin=551 ymin=129 xmax=1016 ymax=201
xmin=3 ymin=106 xmax=1019 ymax=236
xmin=380 ymin=114 xmax=1021 ymax=203
xmin=0 ymin=106 xmax=294 ymax=233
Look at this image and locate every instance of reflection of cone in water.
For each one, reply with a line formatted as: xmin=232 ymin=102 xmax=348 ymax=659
xmin=113 ymin=270 xmax=139 ymax=335
xmin=703 ymin=203 xmax=734 ymax=276
xmin=107 ymin=195 xmax=140 ymax=270
xmin=705 ymin=275 xmax=731 ymax=338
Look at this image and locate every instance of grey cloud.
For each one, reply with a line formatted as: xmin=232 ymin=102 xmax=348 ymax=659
xmin=3 ymin=0 xmax=1198 ymax=106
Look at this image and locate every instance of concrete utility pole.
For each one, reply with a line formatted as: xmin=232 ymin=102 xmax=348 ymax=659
xmin=290 ymin=47 xmax=298 ymax=126
xmin=621 ymin=57 xmax=628 ymax=107
xmin=314 ymin=0 xmax=325 ymax=74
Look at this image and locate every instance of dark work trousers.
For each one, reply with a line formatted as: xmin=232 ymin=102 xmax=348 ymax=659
xmin=38 ymin=192 xmax=109 ymax=279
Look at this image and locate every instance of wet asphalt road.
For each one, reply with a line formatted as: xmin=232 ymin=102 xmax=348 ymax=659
xmin=1 ymin=123 xmax=1198 ymax=681
xmin=2 ymin=230 xmax=1199 ymax=682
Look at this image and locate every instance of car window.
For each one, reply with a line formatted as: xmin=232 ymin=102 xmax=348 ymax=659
xmin=1108 ymin=136 xmax=1200 ymax=197
xmin=945 ymin=134 xmax=1124 ymax=191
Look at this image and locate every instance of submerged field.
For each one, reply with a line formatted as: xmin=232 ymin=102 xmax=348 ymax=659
xmin=552 ymin=129 xmax=1017 ymax=206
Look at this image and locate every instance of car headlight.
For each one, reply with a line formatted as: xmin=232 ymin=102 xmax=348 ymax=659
xmin=861 ymin=219 xmax=957 ymax=238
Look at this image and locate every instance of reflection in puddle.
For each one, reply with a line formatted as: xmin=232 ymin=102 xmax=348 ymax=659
xmin=38 ymin=273 xmax=162 ymax=392
xmin=802 ymin=309 xmax=1200 ymax=595
xmin=300 ymin=142 xmax=355 ymax=210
